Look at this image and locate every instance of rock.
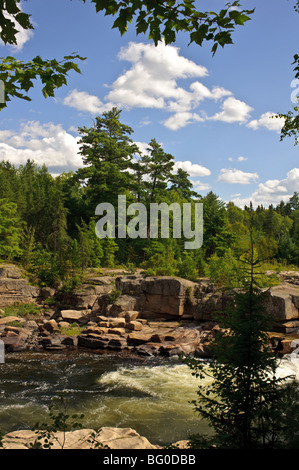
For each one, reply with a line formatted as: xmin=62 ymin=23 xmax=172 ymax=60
xmin=78 ymin=334 xmax=109 ymax=349
xmin=108 ymin=295 xmax=140 ymax=317
xmin=116 ymin=275 xmax=196 ymax=318
xmin=1 ymin=333 xmax=28 ymax=352
xmin=24 ymin=320 xmax=39 ymax=329
xmin=0 ymin=264 xmax=40 ymax=306
xmin=0 ymin=316 xmax=25 ymax=326
xmin=274 ymin=320 xmax=299 ymax=334
xmin=60 ymin=310 xmax=86 ymax=324
xmin=43 ymin=319 xmax=59 ymax=332
xmin=135 ymin=343 xmax=161 ymax=356
xmin=108 ymin=318 xmax=126 ymax=328
xmin=58 ymin=321 xmax=71 ymax=329
xmin=108 ymin=328 xmax=126 ymax=337
xmin=108 ymin=337 xmax=127 ymax=350
xmin=127 ymin=321 xmax=143 ymax=331
xmin=61 ymin=336 xmax=78 ymax=347
xmin=127 ymin=333 xmax=152 ymax=346
xmin=39 ymin=287 xmax=56 ymax=299
xmin=264 ymin=284 xmax=299 ymax=322
xmin=193 ymin=292 xmax=234 ymax=321
xmin=280 ymin=338 xmax=299 ymax=355
xmin=39 ymin=336 xmax=65 ymax=351
xmin=125 ymin=311 xmax=140 ymax=322
xmin=1 ymin=427 xmax=157 ymax=449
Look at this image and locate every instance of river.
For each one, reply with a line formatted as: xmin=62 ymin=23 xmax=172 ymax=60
xmin=0 ymin=351 xmax=298 ymax=446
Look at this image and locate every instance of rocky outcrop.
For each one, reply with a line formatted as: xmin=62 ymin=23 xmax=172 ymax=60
xmin=263 ymin=283 xmax=299 ymax=323
xmin=0 ymin=266 xmax=299 ymax=356
xmin=1 ymin=427 xmax=158 ymax=449
xmin=0 ymin=265 xmax=39 ymax=306
xmin=76 ymin=317 xmax=215 ymax=357
xmin=114 ymin=276 xmax=196 ymax=319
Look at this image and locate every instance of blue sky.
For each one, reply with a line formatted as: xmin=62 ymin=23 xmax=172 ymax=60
xmin=0 ymin=0 xmax=298 ymax=207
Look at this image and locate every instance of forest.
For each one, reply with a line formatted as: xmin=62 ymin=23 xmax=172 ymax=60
xmin=0 ymin=107 xmax=298 ymax=290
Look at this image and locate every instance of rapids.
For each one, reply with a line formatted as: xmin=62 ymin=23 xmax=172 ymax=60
xmin=0 ymin=351 xmax=298 ymax=446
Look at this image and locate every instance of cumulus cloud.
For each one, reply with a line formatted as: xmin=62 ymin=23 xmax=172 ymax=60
xmin=163 ymin=112 xmax=204 ymax=130
xmin=191 ymin=180 xmax=211 ymax=192
xmin=105 ymin=42 xmax=209 ymax=112
xmin=0 ymin=121 xmax=82 ymax=173
xmin=174 ymin=160 xmax=211 ymax=177
xmin=218 ymin=168 xmax=259 ymax=184
xmin=63 ymin=89 xmax=113 ymax=114
xmin=209 ymin=96 xmax=253 ymax=123
xmin=230 ymin=168 xmax=299 ymax=207
xmin=64 ymin=42 xmax=249 ymax=130
xmin=247 ymin=112 xmax=286 ymax=132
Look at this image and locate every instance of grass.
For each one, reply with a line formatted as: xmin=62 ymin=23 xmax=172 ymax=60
xmin=2 ymin=302 xmax=41 ymax=319
xmin=59 ymin=322 xmax=84 ymax=336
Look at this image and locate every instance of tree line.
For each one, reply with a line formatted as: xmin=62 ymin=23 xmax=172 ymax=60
xmin=0 ymin=108 xmax=298 ymax=287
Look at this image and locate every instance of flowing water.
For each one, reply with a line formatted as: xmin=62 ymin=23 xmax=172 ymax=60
xmin=0 ymin=351 xmax=298 ymax=446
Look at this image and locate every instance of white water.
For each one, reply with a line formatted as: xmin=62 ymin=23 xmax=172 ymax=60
xmin=0 ymin=352 xmax=298 ymax=445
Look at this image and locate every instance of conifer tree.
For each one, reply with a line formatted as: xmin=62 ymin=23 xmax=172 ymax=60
xmin=184 ymin=229 xmax=299 ymax=449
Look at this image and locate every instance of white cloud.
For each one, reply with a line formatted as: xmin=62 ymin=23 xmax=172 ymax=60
xmin=63 ymin=89 xmax=113 ymax=114
xmin=209 ymin=96 xmax=253 ymax=123
xmin=218 ymin=168 xmax=259 ymax=184
xmin=231 ymin=168 xmax=299 ymax=207
xmin=105 ymin=42 xmax=209 ymax=113
xmin=228 ymin=156 xmax=248 ymax=162
xmin=63 ymin=42 xmax=254 ymax=131
xmin=191 ymin=180 xmax=211 ymax=192
xmin=174 ymin=160 xmax=211 ymax=177
xmin=0 ymin=121 xmax=82 ymax=171
xmin=247 ymin=112 xmax=285 ymax=132
xmin=163 ymin=112 xmax=204 ymax=130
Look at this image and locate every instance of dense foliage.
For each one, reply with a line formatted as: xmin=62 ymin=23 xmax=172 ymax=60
xmin=0 ymin=108 xmax=297 ymax=287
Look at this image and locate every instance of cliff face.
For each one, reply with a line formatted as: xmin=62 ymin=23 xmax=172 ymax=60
xmin=0 ymin=265 xmax=299 ymax=357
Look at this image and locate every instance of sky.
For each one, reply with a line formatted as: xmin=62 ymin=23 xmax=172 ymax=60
xmin=0 ymin=0 xmax=298 ymax=208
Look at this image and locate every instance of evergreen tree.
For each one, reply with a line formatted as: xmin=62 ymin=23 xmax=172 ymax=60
xmin=76 ymin=107 xmax=139 ymax=210
xmin=184 ymin=231 xmax=299 ymax=449
xmin=0 ymin=199 xmax=22 ymax=260
xmin=141 ymin=138 xmax=175 ymax=203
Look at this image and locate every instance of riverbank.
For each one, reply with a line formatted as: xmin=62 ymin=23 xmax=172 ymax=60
xmin=0 ymin=264 xmax=299 ymax=359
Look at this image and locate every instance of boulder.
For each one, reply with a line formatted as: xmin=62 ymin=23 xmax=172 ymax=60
xmin=78 ymin=334 xmax=109 ymax=350
xmin=60 ymin=310 xmax=86 ymax=324
xmin=0 ymin=316 xmax=26 ymax=326
xmin=43 ymin=319 xmax=59 ymax=332
xmin=125 ymin=310 xmax=139 ymax=322
xmin=0 ymin=264 xmax=40 ymax=306
xmin=108 ymin=318 xmax=126 ymax=328
xmin=115 ymin=276 xmax=196 ymax=318
xmin=108 ymin=295 xmax=140 ymax=317
xmin=1 ymin=427 xmax=157 ymax=449
xmin=127 ymin=320 xmax=143 ymax=331
xmin=1 ymin=332 xmax=29 ymax=352
xmin=264 ymin=284 xmax=299 ymax=322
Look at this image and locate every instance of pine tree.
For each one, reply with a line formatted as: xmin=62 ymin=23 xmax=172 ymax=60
xmin=184 ymin=229 xmax=299 ymax=449
xmin=77 ymin=107 xmax=139 ymax=210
